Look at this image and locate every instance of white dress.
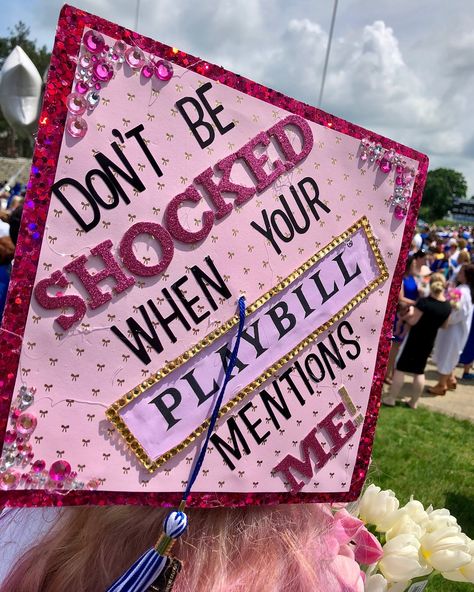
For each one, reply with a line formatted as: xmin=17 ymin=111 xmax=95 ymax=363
xmin=433 ymin=284 xmax=473 ymax=374
xmin=0 ymin=508 xmax=60 ymax=585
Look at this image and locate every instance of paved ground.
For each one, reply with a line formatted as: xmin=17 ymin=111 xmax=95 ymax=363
xmin=383 ymin=361 xmax=474 ymax=422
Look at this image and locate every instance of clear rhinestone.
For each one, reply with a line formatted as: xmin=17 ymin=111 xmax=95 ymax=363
xmin=86 ymin=91 xmax=100 ymax=110
xmin=3 ymin=453 xmax=16 ymax=468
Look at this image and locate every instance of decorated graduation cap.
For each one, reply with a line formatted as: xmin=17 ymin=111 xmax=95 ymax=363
xmin=0 ymin=4 xmax=428 ymax=590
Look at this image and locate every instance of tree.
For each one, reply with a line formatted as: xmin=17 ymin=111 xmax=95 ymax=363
xmin=420 ymin=168 xmax=468 ymax=222
xmin=0 ymin=22 xmax=51 ymax=158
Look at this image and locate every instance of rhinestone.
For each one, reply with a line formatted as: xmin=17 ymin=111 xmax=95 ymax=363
xmin=0 ymin=470 xmax=20 ymax=490
xmin=16 ymin=413 xmax=37 ymax=435
xmin=86 ymin=91 xmax=100 ymax=110
xmin=141 ymin=63 xmax=154 ymax=79
xmin=4 ymin=430 xmax=17 ymax=445
xmin=113 ymin=40 xmax=127 ymax=55
xmin=83 ymin=30 xmax=105 ymax=54
xmin=67 ymin=92 xmax=87 ymax=116
xmin=86 ymin=478 xmax=100 ymax=490
xmin=66 ymin=116 xmax=88 ymax=138
xmin=3 ymin=453 xmax=16 ymax=468
xmin=125 ymin=47 xmax=145 ymax=69
xmin=80 ymin=54 xmax=92 ymax=68
xmin=379 ymin=158 xmax=392 ymax=173
xmin=75 ymin=80 xmax=89 ymax=94
xmin=49 ymin=460 xmax=72 ymax=482
xmin=93 ymin=60 xmax=114 ymax=82
xmin=394 ymin=205 xmax=407 ymax=220
xmin=155 ymin=60 xmax=173 ymax=81
xmin=32 ymin=459 xmax=46 ymax=473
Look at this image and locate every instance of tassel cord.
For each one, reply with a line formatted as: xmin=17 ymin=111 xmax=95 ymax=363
xmin=182 ymin=295 xmax=246 ymax=502
xmin=105 ymin=297 xmax=247 ymax=592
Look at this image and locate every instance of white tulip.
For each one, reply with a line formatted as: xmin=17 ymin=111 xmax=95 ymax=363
xmin=379 ymin=534 xmax=432 ymax=582
xmin=358 ymin=485 xmax=400 ymax=532
xmin=443 ymin=538 xmax=474 ymax=583
xmin=365 ymin=574 xmax=388 ymax=592
xmin=424 ymin=508 xmax=459 ymax=532
xmin=400 ymin=499 xmax=429 ymax=526
xmin=420 ymin=526 xmax=471 ymax=572
xmin=385 ymin=513 xmax=424 ymax=541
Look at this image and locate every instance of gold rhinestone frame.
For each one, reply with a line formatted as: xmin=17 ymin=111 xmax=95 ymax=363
xmin=106 ymin=216 xmax=388 ymax=473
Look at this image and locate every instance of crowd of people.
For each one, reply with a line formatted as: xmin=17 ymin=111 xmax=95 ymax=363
xmin=383 ymin=224 xmax=474 ymax=408
xmin=0 ymin=181 xmax=25 ymax=320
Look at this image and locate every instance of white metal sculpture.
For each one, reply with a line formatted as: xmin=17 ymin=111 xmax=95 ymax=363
xmin=0 ymin=46 xmax=42 ymax=137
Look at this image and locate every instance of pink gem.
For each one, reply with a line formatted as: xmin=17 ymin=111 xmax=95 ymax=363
xmin=403 ymin=188 xmax=411 ymax=198
xmin=0 ymin=470 xmax=20 ymax=490
xmin=155 ymin=60 xmax=173 ymax=81
xmin=66 ymin=116 xmax=88 ymax=139
xmin=16 ymin=413 xmax=37 ymax=435
xmin=83 ymin=30 xmax=105 ymax=54
xmin=4 ymin=430 xmax=16 ymax=445
xmin=360 ymin=152 xmax=367 ymax=162
xmin=125 ymin=47 xmax=145 ymax=69
xmin=379 ymin=158 xmax=392 ymax=173
xmin=86 ymin=478 xmax=100 ymax=490
xmin=75 ymin=80 xmax=89 ymax=95
xmin=394 ymin=205 xmax=407 ymax=220
xmin=404 ymin=171 xmax=414 ymax=184
xmin=113 ymin=40 xmax=127 ymax=55
xmin=141 ymin=64 xmax=154 ymax=79
xmin=93 ymin=60 xmax=113 ymax=82
xmin=395 ymin=175 xmax=404 ymax=186
xmin=11 ymin=408 xmax=21 ymax=421
xmin=95 ymin=83 xmax=102 ymax=90
xmin=66 ymin=92 xmax=87 ymax=115
xmin=395 ymin=164 xmax=404 ymax=175
xmin=49 ymin=460 xmax=72 ymax=482
xmin=32 ymin=459 xmax=46 ymax=473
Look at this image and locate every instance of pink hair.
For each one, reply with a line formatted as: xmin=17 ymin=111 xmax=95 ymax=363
xmin=0 ymin=504 xmax=364 ymax=591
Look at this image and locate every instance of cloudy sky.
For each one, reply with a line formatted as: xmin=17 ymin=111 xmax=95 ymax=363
xmin=2 ymin=0 xmax=474 ymax=194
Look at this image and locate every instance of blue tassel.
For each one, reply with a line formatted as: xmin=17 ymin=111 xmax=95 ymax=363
xmin=106 ymin=548 xmax=167 ymax=592
xmin=106 ymin=510 xmax=188 ymax=592
xmin=106 ymin=298 xmax=246 ymax=592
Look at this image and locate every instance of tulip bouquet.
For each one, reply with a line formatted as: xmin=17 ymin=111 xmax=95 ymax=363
xmin=446 ymin=287 xmax=462 ymax=310
xmin=352 ymin=484 xmax=474 ymax=591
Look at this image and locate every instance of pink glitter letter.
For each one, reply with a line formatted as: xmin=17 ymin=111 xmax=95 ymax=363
xmin=237 ymin=131 xmax=286 ymax=193
xmin=120 ymin=222 xmax=174 ymax=277
xmin=33 ymin=270 xmax=87 ymax=330
xmin=64 ymin=239 xmax=135 ymax=309
xmin=268 ymin=114 xmax=314 ymax=168
xmin=194 ymin=152 xmax=256 ymax=219
xmin=317 ymin=403 xmax=356 ymax=454
xmin=273 ymin=427 xmax=332 ymax=494
xmin=164 ymin=185 xmax=214 ymax=243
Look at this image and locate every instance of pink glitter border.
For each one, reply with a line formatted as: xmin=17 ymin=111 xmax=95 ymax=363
xmin=0 ymin=5 xmax=428 ymax=507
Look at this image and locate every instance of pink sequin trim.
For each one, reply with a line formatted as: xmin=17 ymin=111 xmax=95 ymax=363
xmin=0 ymin=4 xmax=428 ymax=508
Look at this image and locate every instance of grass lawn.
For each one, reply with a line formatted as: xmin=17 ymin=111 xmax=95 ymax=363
xmin=371 ymin=406 xmax=474 ymax=592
